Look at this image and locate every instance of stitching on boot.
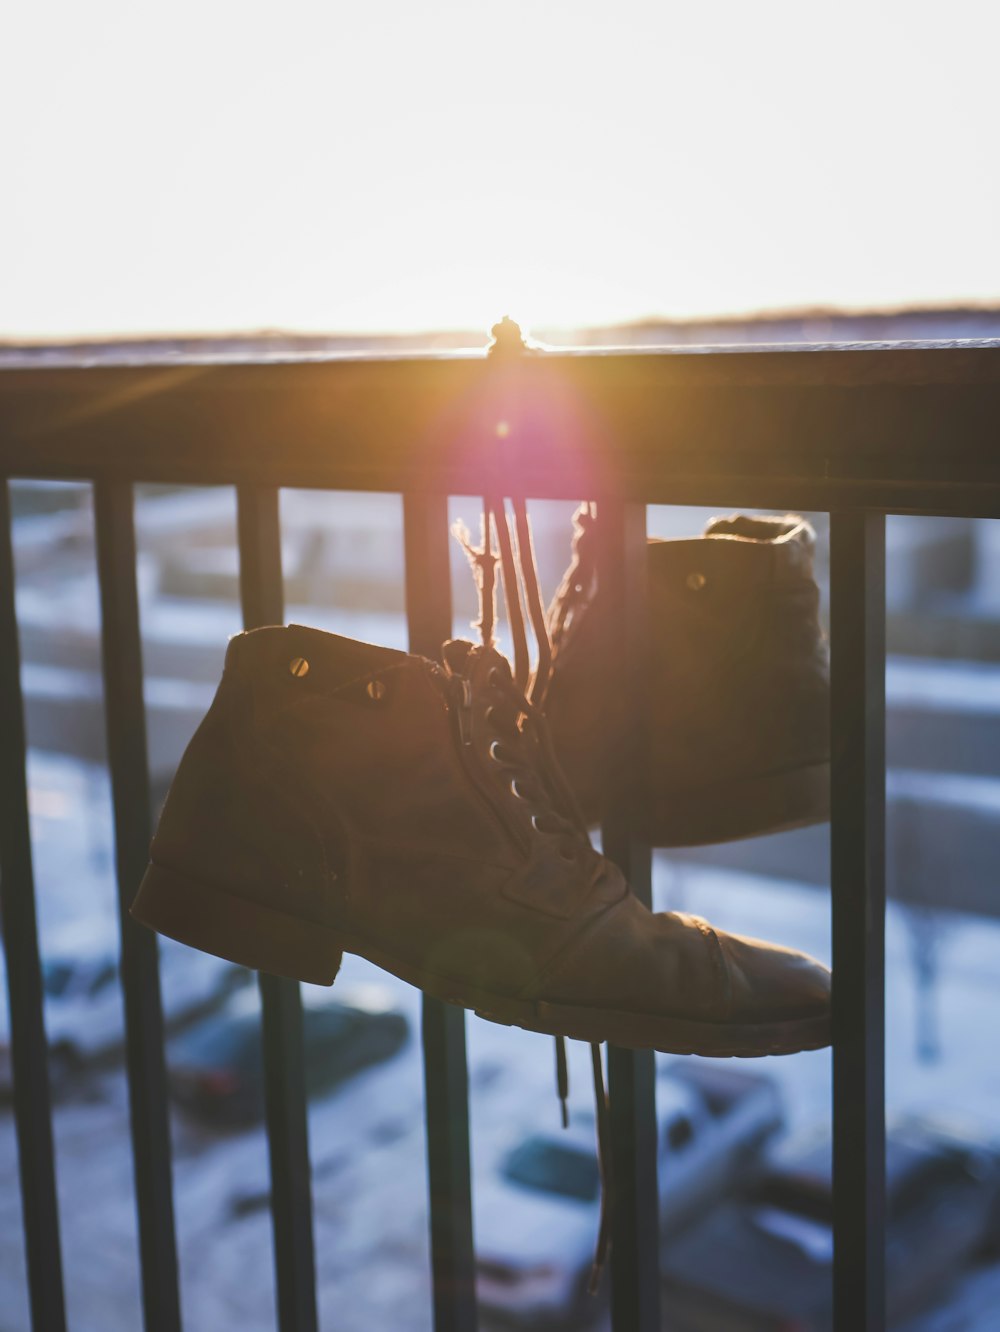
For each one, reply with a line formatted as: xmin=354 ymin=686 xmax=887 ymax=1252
xmin=691 ymin=917 xmax=732 ymax=1021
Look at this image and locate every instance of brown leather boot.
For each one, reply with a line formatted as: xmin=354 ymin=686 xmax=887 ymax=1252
xmin=131 ymin=624 xmax=829 ymax=1055
xmin=544 ymin=510 xmax=830 ymax=847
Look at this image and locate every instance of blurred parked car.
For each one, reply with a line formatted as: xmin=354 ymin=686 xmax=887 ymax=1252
xmin=167 ymin=981 xmax=409 ymax=1125
xmin=475 ymin=1060 xmax=783 ymax=1327
xmin=660 ymin=1116 xmax=1000 ymax=1331
xmin=0 ymin=928 xmax=250 ymax=1098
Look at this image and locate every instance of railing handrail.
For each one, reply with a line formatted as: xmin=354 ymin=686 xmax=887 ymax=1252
xmin=2 ymin=341 xmax=999 ymax=513
xmin=4 ymin=335 xmax=1000 ymax=370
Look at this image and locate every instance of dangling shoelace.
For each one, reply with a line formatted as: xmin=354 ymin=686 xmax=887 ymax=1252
xmin=453 ymin=493 xmax=613 ymax=1293
xmin=546 ymin=501 xmax=598 ymax=663
xmin=589 ymin=1041 xmax=612 ymax=1294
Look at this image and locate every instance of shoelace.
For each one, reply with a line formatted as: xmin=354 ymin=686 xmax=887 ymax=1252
xmin=453 ymin=493 xmax=613 ymax=1294
xmin=547 ymin=501 xmax=598 ymax=662
xmin=589 ymin=1042 xmax=612 ymax=1294
xmin=477 ymin=665 xmax=589 ymax=860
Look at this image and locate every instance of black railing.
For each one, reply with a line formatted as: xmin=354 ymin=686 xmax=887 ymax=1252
xmin=2 ymin=338 xmax=999 ymax=1332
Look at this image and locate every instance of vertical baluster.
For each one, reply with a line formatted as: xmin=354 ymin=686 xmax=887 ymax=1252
xmin=236 ymin=485 xmax=318 ymax=1332
xmin=93 ymin=479 xmax=182 ymax=1332
xmin=829 ymin=510 xmax=886 ymax=1332
xmin=598 ymin=499 xmax=661 ymax=1332
xmin=0 ymin=480 xmax=67 ymax=1332
xmin=403 ymin=492 xmax=477 ymax=1332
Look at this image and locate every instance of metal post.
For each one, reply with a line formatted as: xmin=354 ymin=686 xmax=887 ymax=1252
xmin=403 ymin=491 xmax=478 ymax=1332
xmin=598 ymin=498 xmax=661 ymax=1332
xmin=830 ymin=509 xmax=887 ymax=1332
xmin=236 ymin=484 xmax=319 ymax=1332
xmin=94 ymin=478 xmax=182 ymax=1331
xmin=0 ymin=480 xmax=68 ymax=1332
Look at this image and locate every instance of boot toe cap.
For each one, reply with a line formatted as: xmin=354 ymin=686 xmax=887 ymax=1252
xmin=717 ymin=928 xmax=831 ymax=1025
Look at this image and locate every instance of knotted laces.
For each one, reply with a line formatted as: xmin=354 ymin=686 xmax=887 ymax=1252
xmin=453 ymin=494 xmax=613 ymax=1295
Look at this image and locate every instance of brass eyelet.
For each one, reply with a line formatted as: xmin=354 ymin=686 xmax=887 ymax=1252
xmin=288 ymin=657 xmax=310 ymax=678
xmin=367 ymin=679 xmax=387 ymax=701
xmin=510 ymin=778 xmax=527 ymax=800
xmin=686 ymin=571 xmax=708 ymax=592
xmin=489 ymin=739 xmax=504 ymax=763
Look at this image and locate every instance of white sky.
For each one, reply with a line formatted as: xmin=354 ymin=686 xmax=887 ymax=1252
xmin=3 ymin=0 xmax=999 ymax=338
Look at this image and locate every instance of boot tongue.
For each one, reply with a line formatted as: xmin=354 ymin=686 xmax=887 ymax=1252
xmin=441 ymin=639 xmax=475 ymax=677
xmin=441 ymin=639 xmax=514 ymax=688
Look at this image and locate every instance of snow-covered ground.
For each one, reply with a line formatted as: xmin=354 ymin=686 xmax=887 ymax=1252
xmin=2 ymin=751 xmax=1000 ymax=1331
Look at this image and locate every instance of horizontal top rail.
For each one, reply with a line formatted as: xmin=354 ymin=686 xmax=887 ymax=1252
xmin=3 ymin=341 xmax=1000 ymax=512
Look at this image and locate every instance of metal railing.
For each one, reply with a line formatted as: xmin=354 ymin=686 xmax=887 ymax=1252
xmin=2 ymin=336 xmax=999 ymax=1332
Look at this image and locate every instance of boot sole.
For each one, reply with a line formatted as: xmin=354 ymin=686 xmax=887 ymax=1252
xmin=132 ymin=863 xmax=830 ymax=1058
xmin=651 ymin=761 xmax=830 ymax=847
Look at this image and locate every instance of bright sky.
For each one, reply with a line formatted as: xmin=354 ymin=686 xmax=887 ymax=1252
xmin=3 ymin=0 xmax=999 ymax=339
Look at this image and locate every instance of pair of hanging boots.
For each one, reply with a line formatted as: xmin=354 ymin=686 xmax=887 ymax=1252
xmin=132 ymin=509 xmax=831 ymax=1057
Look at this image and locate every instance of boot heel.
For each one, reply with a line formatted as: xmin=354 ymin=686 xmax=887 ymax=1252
xmin=652 ymin=760 xmax=830 ymax=846
xmin=131 ymin=863 xmax=344 ymax=986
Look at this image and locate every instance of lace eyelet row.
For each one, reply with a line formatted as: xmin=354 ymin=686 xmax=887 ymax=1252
xmin=479 ymin=667 xmax=580 ymax=864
